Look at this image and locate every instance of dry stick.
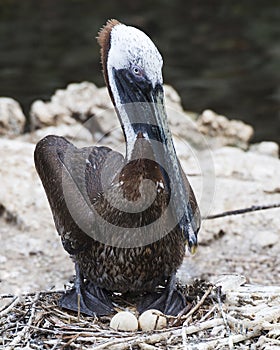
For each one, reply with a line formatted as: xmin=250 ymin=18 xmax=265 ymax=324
xmin=216 ymin=286 xmax=231 ymax=335
xmin=93 ymin=331 xmax=181 ymax=350
xmin=90 ymin=319 xmax=225 ymax=350
xmin=61 ymin=333 xmax=81 ymax=349
xmin=182 ymin=285 xmax=213 ymax=324
xmin=87 ymin=335 xmax=140 ymax=350
xmin=171 ymin=293 xmax=210 ymax=333
xmin=77 ymin=293 xmax=81 ymax=322
xmin=183 ymin=318 xmax=224 ymax=335
xmin=170 ymin=303 xmax=193 ymax=327
xmin=5 ymin=292 xmax=40 ymax=350
xmin=181 ymin=286 xmax=213 ymax=349
xmin=0 ymin=296 xmax=20 ymax=317
xmin=139 ymin=344 xmax=158 ymax=350
xmin=200 ymin=329 xmax=261 ymax=350
xmin=203 ymin=202 xmax=280 ymax=220
xmin=198 ymin=304 xmax=218 ymax=323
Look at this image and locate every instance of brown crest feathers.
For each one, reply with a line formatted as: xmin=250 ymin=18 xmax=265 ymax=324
xmin=97 ymin=19 xmax=120 ymax=48
xmin=97 ymin=19 xmax=121 ymax=72
xmin=96 ymin=19 xmax=121 ymax=104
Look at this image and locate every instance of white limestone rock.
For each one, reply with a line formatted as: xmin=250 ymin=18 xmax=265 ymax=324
xmin=249 ymin=141 xmax=279 ymax=158
xmin=30 ymin=82 xmax=105 ymax=130
xmin=197 ymin=109 xmax=254 ymax=149
xmin=30 ymin=99 xmax=72 ymax=129
xmin=0 ymin=97 xmax=26 ymax=136
xmin=20 ymin=123 xmax=94 ymax=148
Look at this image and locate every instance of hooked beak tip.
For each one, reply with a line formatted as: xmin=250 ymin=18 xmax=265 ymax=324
xmin=190 ymin=244 xmax=198 ymax=255
xmin=180 ymin=219 xmax=199 ymax=255
xmin=187 ymin=235 xmax=198 ymax=255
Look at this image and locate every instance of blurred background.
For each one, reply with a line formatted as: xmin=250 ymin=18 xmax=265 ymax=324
xmin=0 ymin=0 xmax=279 ymax=142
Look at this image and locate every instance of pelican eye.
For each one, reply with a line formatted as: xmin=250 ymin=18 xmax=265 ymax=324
xmin=132 ymin=66 xmax=141 ymax=75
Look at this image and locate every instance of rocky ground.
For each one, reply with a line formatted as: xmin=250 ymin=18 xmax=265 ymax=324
xmin=0 ymin=82 xmax=279 ymax=300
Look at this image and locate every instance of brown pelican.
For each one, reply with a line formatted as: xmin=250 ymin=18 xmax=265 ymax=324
xmin=34 ymin=19 xmax=200 ymax=316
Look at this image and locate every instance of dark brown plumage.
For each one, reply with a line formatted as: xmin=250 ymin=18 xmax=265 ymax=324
xmin=34 ymin=19 xmax=200 ymax=316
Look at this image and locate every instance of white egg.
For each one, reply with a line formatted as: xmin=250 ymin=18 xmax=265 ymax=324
xmin=139 ymin=309 xmax=167 ymax=331
xmin=110 ymin=311 xmax=138 ymax=332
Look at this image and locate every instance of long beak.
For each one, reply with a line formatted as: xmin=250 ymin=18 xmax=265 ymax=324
xmin=113 ymin=69 xmax=199 ymax=252
xmin=149 ymin=86 xmax=199 ymax=254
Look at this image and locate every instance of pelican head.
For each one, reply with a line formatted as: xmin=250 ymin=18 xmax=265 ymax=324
xmin=97 ymin=19 xmax=199 ymax=252
xmin=98 ymin=19 xmax=163 ymax=105
xmin=97 ymin=19 xmax=168 ymax=153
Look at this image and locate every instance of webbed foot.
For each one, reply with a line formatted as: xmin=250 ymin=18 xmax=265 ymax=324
xmin=137 ymin=274 xmax=186 ymax=316
xmin=59 ymin=263 xmax=114 ymax=316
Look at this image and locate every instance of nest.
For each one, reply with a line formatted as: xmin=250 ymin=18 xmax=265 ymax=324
xmin=1 ymin=276 xmax=280 ymax=350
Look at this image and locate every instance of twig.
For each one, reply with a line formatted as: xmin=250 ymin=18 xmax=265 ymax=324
xmin=170 ymin=303 xmax=193 ymax=326
xmin=104 ymin=319 xmax=226 ymax=350
xmin=87 ymin=335 xmax=139 ymax=350
xmin=139 ymin=343 xmax=159 ymax=350
xmin=4 ymin=292 xmax=40 ymax=350
xmin=62 ymin=333 xmax=81 ymax=349
xmin=203 ymin=203 xmax=280 ymax=220
xmin=182 ymin=285 xmax=213 ymax=324
xmin=216 ymin=286 xmax=231 ymax=336
xmin=184 ymin=318 xmax=224 ymax=335
xmin=50 ymin=339 xmax=62 ymax=350
xmin=194 ymin=328 xmax=261 ymax=349
xmin=77 ymin=293 xmax=81 ymax=321
xmin=0 ymin=296 xmax=20 ymax=317
xmin=44 ymin=305 xmax=87 ymax=323
xmin=199 ymin=304 xmax=218 ymax=322
xmin=181 ymin=285 xmax=213 ymax=349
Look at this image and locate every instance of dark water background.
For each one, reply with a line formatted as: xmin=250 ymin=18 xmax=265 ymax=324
xmin=0 ymin=0 xmax=279 ymax=142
